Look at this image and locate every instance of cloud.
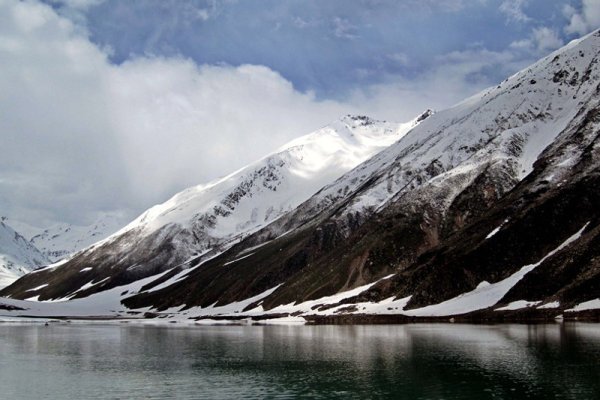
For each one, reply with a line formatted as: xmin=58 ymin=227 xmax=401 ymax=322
xmin=499 ymin=0 xmax=531 ymax=23
xmin=350 ymin=47 xmax=530 ymax=121
xmin=0 ymin=0 xmax=354 ymax=227
xmin=106 ymin=59 xmax=352 ymax=208
xmin=564 ymin=0 xmax=600 ymax=36
xmin=403 ymin=0 xmax=469 ymax=12
xmin=510 ymin=27 xmax=564 ymax=53
xmin=332 ymin=17 xmax=358 ymax=39
xmin=532 ymin=27 xmax=565 ymax=51
xmin=48 ymin=0 xmax=105 ymax=10
xmin=41 ymin=0 xmax=105 ymax=28
xmin=387 ymin=52 xmax=411 ymax=67
xmin=0 ymin=0 xmax=124 ymax=225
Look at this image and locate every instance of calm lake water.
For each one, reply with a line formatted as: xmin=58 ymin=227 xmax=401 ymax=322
xmin=0 ymin=323 xmax=599 ymax=399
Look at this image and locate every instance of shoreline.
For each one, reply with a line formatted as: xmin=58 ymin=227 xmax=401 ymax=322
xmin=2 ymin=308 xmax=600 ymax=325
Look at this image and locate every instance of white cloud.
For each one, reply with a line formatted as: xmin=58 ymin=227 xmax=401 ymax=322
xmin=332 ymin=17 xmax=358 ymax=39
xmin=349 ymin=47 xmax=530 ymax=122
xmin=531 ymin=27 xmax=564 ymax=52
xmin=387 ymin=52 xmax=411 ymax=67
xmin=564 ymin=0 xmax=600 ymax=36
xmin=499 ymin=0 xmax=531 ymax=23
xmin=106 ymin=59 xmax=351 ymax=208
xmin=49 ymin=0 xmax=105 ymax=10
xmin=0 ymin=0 xmax=354 ymax=226
xmin=510 ymin=27 xmax=564 ymax=53
xmin=0 ymin=0 xmax=122 ymax=225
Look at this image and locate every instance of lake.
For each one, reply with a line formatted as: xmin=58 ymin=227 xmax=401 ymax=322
xmin=0 ymin=323 xmax=599 ymax=399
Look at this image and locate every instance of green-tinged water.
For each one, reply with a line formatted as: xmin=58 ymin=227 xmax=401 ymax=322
xmin=0 ymin=323 xmax=599 ymax=399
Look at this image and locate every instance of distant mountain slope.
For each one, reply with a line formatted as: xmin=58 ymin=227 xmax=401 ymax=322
xmin=1 ymin=114 xmax=424 ymax=300
xmin=0 ymin=219 xmax=48 ymax=289
xmin=10 ymin=215 xmax=125 ymax=262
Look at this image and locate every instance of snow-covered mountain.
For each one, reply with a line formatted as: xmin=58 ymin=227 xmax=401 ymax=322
xmin=10 ymin=214 xmax=125 ymax=262
xmin=119 ymin=29 xmax=600 ymax=319
xmin=3 ymin=30 xmax=600 ymax=322
xmin=113 ymin=114 xmax=422 ymax=244
xmin=0 ymin=114 xmax=425 ymax=300
xmin=0 ymin=219 xmax=48 ymax=289
xmin=255 ymin=32 xmax=598 ymax=238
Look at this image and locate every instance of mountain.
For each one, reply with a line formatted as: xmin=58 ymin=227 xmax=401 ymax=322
xmin=0 ymin=114 xmax=423 ymax=302
xmin=2 ymin=31 xmax=600 ymax=322
xmin=9 ymin=214 xmax=125 ymax=262
xmin=0 ymin=219 xmax=48 ymax=289
xmin=109 ymin=30 xmax=599 ymax=319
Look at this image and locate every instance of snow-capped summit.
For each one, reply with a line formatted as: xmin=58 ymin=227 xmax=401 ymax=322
xmin=283 ymin=29 xmax=600 ymax=222
xmin=103 ymin=113 xmax=423 ymax=250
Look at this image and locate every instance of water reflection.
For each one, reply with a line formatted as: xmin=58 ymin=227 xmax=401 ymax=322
xmin=0 ymin=323 xmax=599 ymax=399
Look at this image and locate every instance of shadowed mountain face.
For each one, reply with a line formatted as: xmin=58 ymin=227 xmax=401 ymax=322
xmin=3 ymin=31 xmax=600 ymax=319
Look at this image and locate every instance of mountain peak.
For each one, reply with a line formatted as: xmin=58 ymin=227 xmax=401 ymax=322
xmin=340 ymin=114 xmax=378 ymax=126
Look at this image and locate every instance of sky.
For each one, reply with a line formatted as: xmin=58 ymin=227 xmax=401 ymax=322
xmin=0 ymin=0 xmax=599 ymax=229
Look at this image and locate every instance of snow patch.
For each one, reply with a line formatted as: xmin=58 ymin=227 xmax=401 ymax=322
xmin=476 ymin=281 xmax=491 ymax=289
xmin=180 ymin=285 xmax=283 ymax=317
xmin=223 ymin=252 xmax=255 ymax=266
xmin=403 ymin=223 xmax=588 ymax=317
xmin=262 ymin=274 xmax=396 ymax=316
xmin=74 ymin=277 xmax=110 ymax=293
xmin=486 ymin=219 xmax=509 ymax=240
xmin=565 ymin=298 xmax=600 ymax=312
xmin=25 ymin=284 xmax=48 ymax=292
xmin=537 ymin=301 xmax=560 ymax=309
xmin=495 ymin=300 xmax=541 ymax=311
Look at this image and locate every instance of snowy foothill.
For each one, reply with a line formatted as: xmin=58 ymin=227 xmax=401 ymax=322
xmin=0 ymin=272 xmax=172 ymax=318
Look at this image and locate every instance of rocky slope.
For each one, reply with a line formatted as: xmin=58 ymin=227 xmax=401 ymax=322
xmin=2 ymin=31 xmax=600 ymax=321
